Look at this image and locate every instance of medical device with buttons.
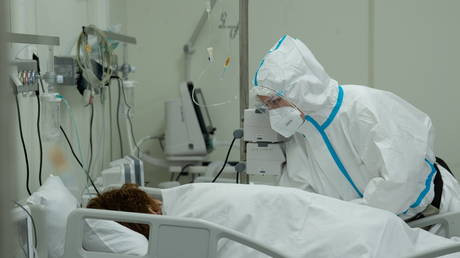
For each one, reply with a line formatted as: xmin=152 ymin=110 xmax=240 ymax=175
xmin=244 ymin=108 xmax=286 ymax=175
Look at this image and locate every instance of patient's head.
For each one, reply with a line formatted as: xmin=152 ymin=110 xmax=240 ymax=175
xmin=87 ymin=184 xmax=162 ymax=238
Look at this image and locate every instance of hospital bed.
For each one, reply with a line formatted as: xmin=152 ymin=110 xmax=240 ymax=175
xmin=26 ymin=185 xmax=460 ymax=258
xmin=62 ymin=187 xmax=286 ymax=258
xmin=63 ymin=208 xmax=286 ymax=258
xmin=61 ymin=207 xmax=460 ymax=258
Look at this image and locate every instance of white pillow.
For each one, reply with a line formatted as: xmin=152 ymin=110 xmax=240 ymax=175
xmin=83 ymin=219 xmax=148 ymax=255
xmin=27 ymin=175 xmax=78 ymax=258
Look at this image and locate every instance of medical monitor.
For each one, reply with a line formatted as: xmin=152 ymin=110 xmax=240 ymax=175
xmin=186 ymin=82 xmax=216 ymax=152
xmin=164 ymin=82 xmax=216 ymax=160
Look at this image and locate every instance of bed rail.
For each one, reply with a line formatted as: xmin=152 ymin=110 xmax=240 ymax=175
xmin=29 ymin=205 xmax=48 ymax=258
xmin=405 ymin=242 xmax=460 ymax=258
xmin=408 ymin=211 xmax=460 ymax=238
xmin=63 ymin=208 xmax=287 ymax=258
xmin=406 ymin=211 xmax=460 ymax=258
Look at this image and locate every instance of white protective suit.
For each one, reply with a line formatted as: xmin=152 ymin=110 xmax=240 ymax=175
xmin=162 ymin=183 xmax=460 ymax=258
xmin=253 ymin=35 xmax=460 ymax=220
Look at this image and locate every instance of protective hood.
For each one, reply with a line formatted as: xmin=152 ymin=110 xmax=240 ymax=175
xmin=253 ymin=35 xmax=339 ymax=114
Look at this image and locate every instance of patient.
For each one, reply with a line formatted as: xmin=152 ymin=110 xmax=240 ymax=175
xmin=87 ymin=184 xmax=162 ymax=238
xmin=88 ymin=183 xmax=460 ymax=258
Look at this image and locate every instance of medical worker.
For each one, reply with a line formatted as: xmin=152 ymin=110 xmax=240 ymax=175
xmin=253 ymin=35 xmax=460 ymax=221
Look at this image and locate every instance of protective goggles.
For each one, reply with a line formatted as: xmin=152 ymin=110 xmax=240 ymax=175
xmin=252 ymin=86 xmax=302 ymax=112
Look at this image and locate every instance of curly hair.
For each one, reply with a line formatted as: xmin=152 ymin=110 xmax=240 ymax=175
xmin=86 ymin=184 xmax=161 ymax=238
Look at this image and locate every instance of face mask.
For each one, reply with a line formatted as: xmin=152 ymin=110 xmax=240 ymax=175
xmin=269 ymin=106 xmax=304 ymax=138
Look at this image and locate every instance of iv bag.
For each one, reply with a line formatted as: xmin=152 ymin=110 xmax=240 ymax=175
xmin=40 ymin=93 xmax=62 ymax=141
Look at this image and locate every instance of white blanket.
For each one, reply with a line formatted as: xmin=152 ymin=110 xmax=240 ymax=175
xmin=162 ymin=183 xmax=460 ymax=258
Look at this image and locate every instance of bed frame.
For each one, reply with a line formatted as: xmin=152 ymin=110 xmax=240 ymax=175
xmin=64 ymin=185 xmax=286 ymax=257
xmin=406 ymin=211 xmax=460 ymax=258
xmin=16 ymin=204 xmax=48 ymax=258
xmin=57 ymin=186 xmax=460 ymax=258
xmin=63 ymin=208 xmax=286 ymax=258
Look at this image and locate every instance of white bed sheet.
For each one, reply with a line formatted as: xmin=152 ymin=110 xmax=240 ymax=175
xmin=162 ymin=183 xmax=460 ymax=258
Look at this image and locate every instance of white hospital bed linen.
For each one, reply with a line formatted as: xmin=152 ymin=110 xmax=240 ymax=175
xmin=162 ymin=183 xmax=460 ymax=258
xmin=83 ymin=219 xmax=148 ymax=255
xmin=27 ymin=175 xmax=78 ymax=258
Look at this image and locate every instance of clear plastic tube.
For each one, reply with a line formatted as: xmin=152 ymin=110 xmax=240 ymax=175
xmin=122 ymin=81 xmax=136 ymax=113
xmin=192 ymin=58 xmax=238 ymax=108
xmin=91 ymin=95 xmax=107 ymax=178
xmin=192 ymin=0 xmax=238 ymax=108
xmin=100 ymin=90 xmax=107 ymax=172
xmin=191 ymin=83 xmax=236 ymax=108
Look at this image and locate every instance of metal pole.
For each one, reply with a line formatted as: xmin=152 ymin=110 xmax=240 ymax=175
xmin=122 ymin=42 xmax=129 ymax=80
xmin=7 ymin=32 xmax=60 ymax=46
xmin=185 ymin=0 xmax=217 ymax=49
xmin=239 ymin=0 xmax=249 ymax=183
xmin=183 ymin=0 xmax=217 ymax=82
xmin=47 ymin=45 xmax=55 ymax=92
xmin=1 ymin=1 xmax=16 ymax=257
xmin=82 ymin=26 xmax=137 ymax=44
xmin=184 ymin=50 xmax=192 ymax=82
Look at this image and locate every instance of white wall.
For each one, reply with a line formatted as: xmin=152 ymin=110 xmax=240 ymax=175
xmin=373 ymin=0 xmax=460 ymax=175
xmin=250 ymin=0 xmax=370 ymax=86
xmin=126 ymin=0 xmax=241 ymax=186
xmin=8 ymin=0 xmax=127 ymax=200
xmin=127 ymin=0 xmax=460 ymax=184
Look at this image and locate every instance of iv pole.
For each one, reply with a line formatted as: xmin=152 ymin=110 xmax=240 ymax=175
xmin=239 ymin=0 xmax=249 ymax=183
xmin=182 ymin=0 xmax=250 ymax=183
xmin=183 ymin=0 xmax=218 ymax=82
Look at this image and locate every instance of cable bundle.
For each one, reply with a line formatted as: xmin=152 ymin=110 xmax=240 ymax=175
xmin=76 ymin=25 xmax=114 ymax=90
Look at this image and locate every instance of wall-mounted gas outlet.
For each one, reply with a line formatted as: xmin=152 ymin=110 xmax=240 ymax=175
xmin=9 ymin=60 xmax=39 ymax=93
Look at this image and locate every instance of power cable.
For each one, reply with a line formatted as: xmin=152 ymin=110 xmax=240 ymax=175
xmin=33 ymin=54 xmax=44 ymax=186
xmin=176 ymin=164 xmax=193 ymax=181
xmin=15 ymin=95 xmax=32 ymax=196
xmin=116 ymin=78 xmax=124 ymax=157
xmin=212 ymin=137 xmax=236 ymax=183
xmin=87 ymin=103 xmax=94 ymax=177
xmin=36 ymin=93 xmax=43 ymax=186
xmin=60 ymin=126 xmax=100 ymax=195
xmin=118 ymin=79 xmax=140 ymax=158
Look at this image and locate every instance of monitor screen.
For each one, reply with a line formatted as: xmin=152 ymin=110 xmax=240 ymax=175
xmin=186 ymin=82 xmax=216 ymax=152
